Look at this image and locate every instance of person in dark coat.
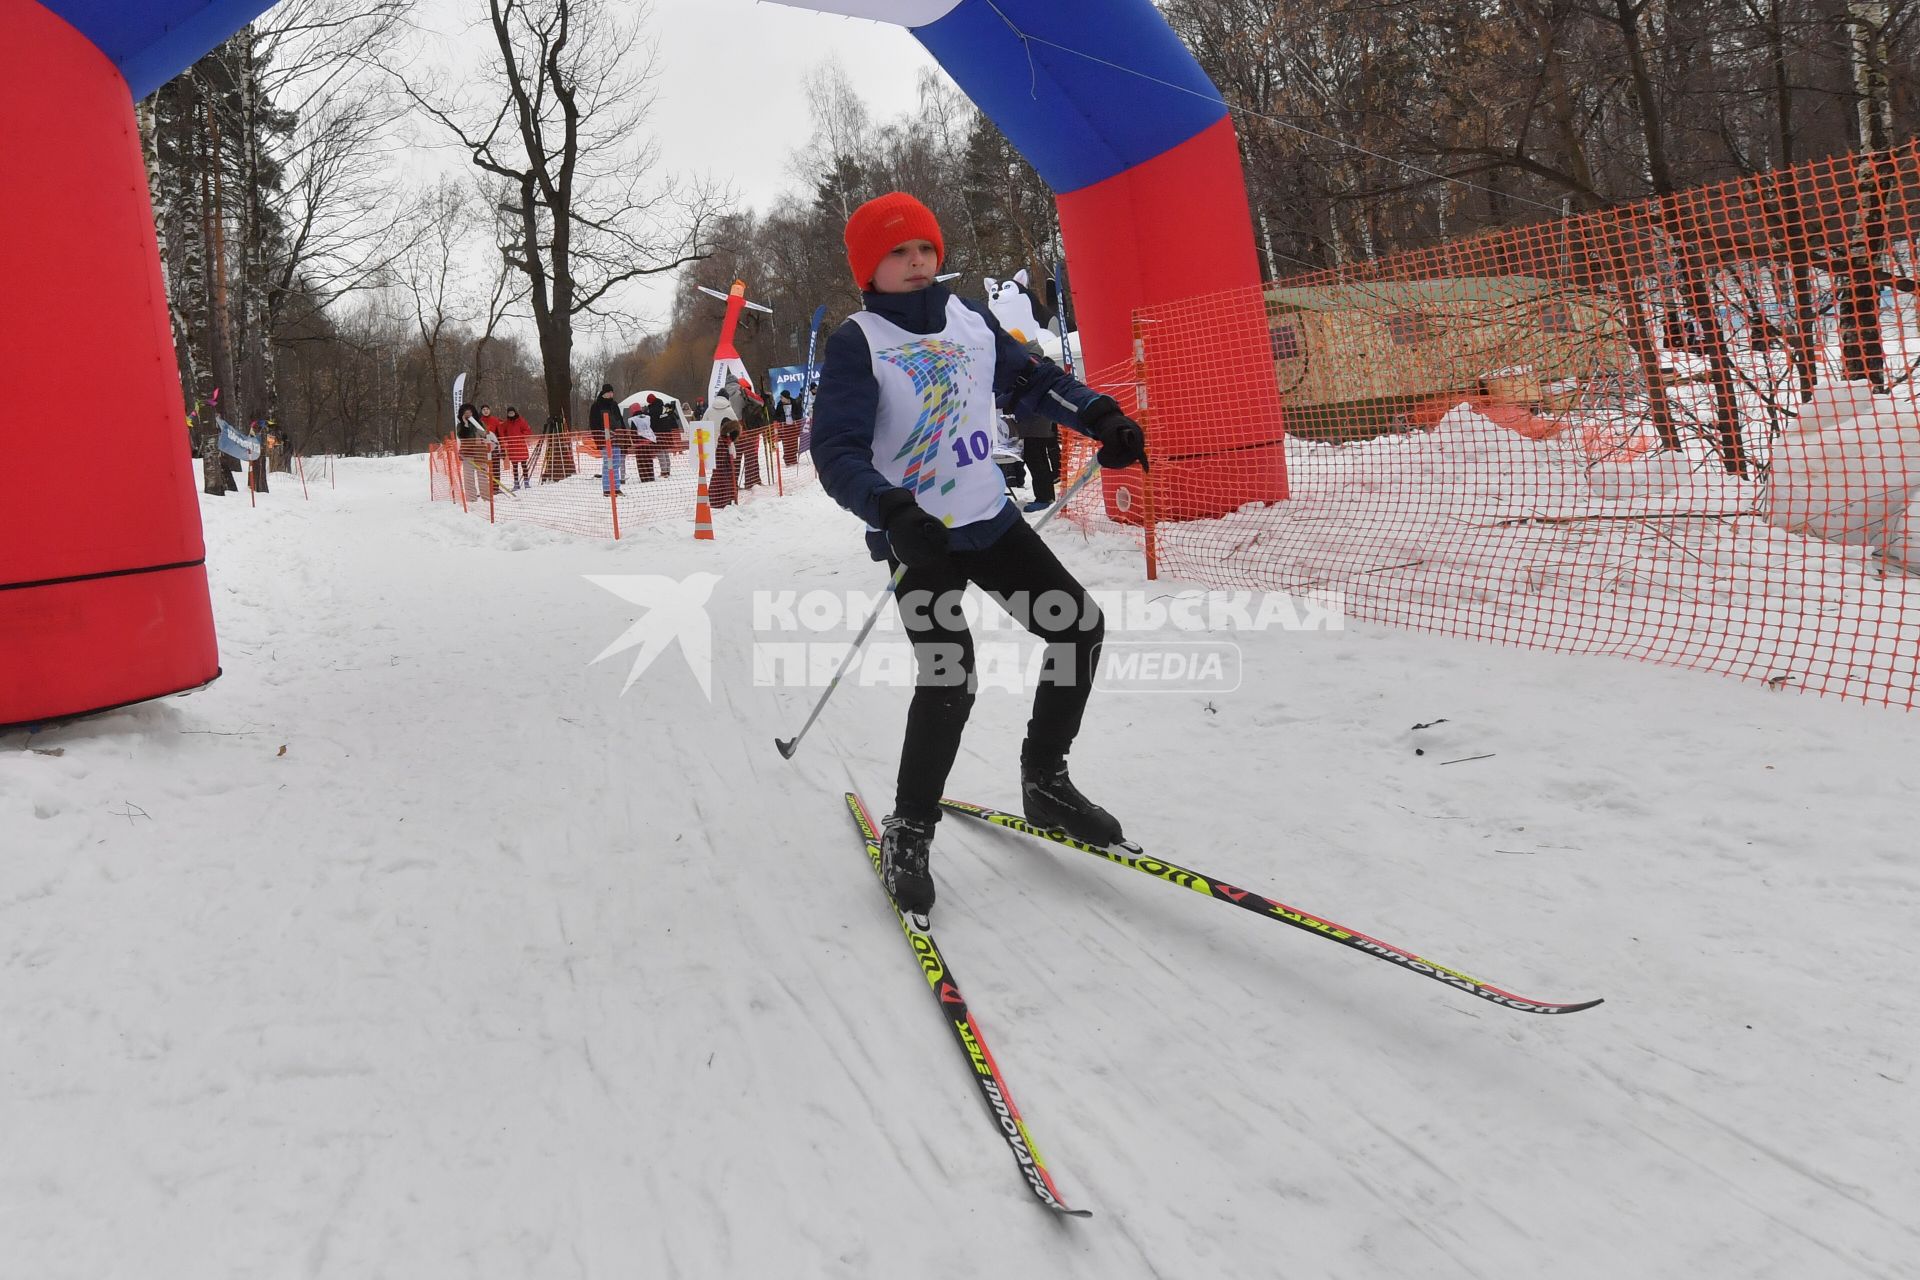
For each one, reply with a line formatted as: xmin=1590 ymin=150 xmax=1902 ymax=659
xmin=480 ymin=403 xmax=505 ymax=491
xmin=643 ymin=395 xmax=676 ymax=477
xmin=455 ymin=404 xmax=489 ymax=500
xmin=737 ymin=381 xmax=766 ymax=490
xmin=708 ymin=400 xmax=739 ymax=509
xmin=612 ymin=398 xmax=644 ymax=487
xmin=630 ymin=398 xmax=658 ymax=483
xmin=587 ymin=384 xmax=625 ymax=495
xmin=1015 ymin=403 xmax=1060 ymax=510
xmin=775 ymin=389 xmax=801 ymax=465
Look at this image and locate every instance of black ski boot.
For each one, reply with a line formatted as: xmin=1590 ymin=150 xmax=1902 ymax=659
xmin=1021 ymin=749 xmax=1123 ymax=847
xmin=880 ymin=814 xmax=937 ymax=920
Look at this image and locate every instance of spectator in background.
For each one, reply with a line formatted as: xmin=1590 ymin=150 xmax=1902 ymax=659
xmin=994 ymin=411 xmax=1026 ymax=493
xmin=500 ymin=407 xmax=533 ymax=489
xmin=630 ymin=399 xmax=658 ymax=484
xmin=775 ymin=389 xmax=801 ymax=465
xmin=708 ymin=396 xmax=739 ymax=509
xmin=588 ymin=383 xmax=625 ymax=496
xmin=1013 ymin=339 xmax=1060 ymax=510
xmin=1014 ymin=401 xmax=1060 ymax=511
xmin=480 ymin=403 xmax=506 ymax=492
xmin=455 ymin=404 xmax=487 ymax=500
xmin=643 ymin=395 xmax=676 ymax=479
xmin=612 ymin=397 xmax=644 ymax=488
xmin=738 ymin=380 xmax=766 ymax=490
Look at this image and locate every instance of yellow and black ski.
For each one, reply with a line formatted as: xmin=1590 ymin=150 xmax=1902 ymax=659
xmin=844 ymin=792 xmax=1091 ymax=1217
xmin=940 ymin=798 xmax=1603 ymax=1016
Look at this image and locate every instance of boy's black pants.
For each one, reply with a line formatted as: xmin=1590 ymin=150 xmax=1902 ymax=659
xmin=890 ymin=517 xmax=1104 ymax=823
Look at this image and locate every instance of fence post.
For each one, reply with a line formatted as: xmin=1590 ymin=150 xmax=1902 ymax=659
xmin=1133 ymin=320 xmax=1158 ymax=581
xmin=451 ymin=442 xmax=469 ymax=513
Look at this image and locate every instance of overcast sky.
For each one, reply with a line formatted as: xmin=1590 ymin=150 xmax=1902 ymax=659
xmin=389 ymin=0 xmax=947 ymax=342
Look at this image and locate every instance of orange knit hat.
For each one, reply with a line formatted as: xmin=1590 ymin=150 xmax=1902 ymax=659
xmin=844 ymin=192 xmax=944 ymax=290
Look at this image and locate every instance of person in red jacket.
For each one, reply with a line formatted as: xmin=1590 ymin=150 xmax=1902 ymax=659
xmin=499 ymin=407 xmax=533 ymax=489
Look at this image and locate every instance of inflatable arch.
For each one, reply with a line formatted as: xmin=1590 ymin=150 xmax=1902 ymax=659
xmin=776 ymin=0 xmax=1289 ymax=522
xmin=0 ymin=0 xmax=1284 ymax=727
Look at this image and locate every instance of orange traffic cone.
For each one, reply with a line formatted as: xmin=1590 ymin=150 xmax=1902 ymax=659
xmin=693 ymin=423 xmax=715 ymax=540
xmin=693 ymin=476 xmax=715 ymax=540
xmin=695 ymin=483 xmax=718 ymax=537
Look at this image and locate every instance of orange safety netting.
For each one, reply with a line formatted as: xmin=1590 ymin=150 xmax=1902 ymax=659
xmin=1057 ymin=144 xmax=1920 ymax=710
xmin=429 ymin=424 xmax=817 ymax=540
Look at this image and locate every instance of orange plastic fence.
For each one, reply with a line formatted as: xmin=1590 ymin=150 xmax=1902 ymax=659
xmin=293 ymin=452 xmax=337 ymax=498
xmin=429 ymin=425 xmax=817 ymax=539
xmin=1077 ymin=144 xmax=1920 ymax=709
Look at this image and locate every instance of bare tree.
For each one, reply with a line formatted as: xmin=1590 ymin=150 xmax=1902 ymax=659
xmin=395 ymin=0 xmax=717 ymax=427
xmin=473 ymin=196 xmax=532 ymax=408
xmin=799 ymin=59 xmax=874 ymax=223
xmin=249 ymin=3 xmax=414 ymax=417
xmin=394 ymin=176 xmax=481 ymax=433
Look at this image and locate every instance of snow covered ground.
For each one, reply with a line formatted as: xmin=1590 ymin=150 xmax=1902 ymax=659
xmin=5 ymin=456 xmax=1919 ymax=1278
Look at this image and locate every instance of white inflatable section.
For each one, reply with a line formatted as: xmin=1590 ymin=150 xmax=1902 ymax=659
xmin=764 ymin=0 xmax=961 ymax=25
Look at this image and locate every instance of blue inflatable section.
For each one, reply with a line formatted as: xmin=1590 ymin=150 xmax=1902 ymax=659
xmin=36 ymin=0 xmax=276 ymax=98
xmin=912 ymin=0 xmax=1226 ymax=194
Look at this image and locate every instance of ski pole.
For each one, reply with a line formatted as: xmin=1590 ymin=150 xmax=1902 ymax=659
xmin=775 ymin=460 xmax=1102 ymax=759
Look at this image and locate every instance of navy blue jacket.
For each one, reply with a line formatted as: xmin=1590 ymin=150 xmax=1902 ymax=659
xmin=810 ymin=284 xmax=1115 ymax=559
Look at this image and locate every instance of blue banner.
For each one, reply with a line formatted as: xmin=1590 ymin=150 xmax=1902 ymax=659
xmin=800 ymin=303 xmax=828 ymax=427
xmin=216 ymin=416 xmax=260 ymax=462
xmin=766 ymin=364 xmax=810 ymax=402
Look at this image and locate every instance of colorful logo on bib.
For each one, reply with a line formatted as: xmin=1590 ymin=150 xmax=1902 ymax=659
xmin=877 ymin=338 xmax=970 ymax=497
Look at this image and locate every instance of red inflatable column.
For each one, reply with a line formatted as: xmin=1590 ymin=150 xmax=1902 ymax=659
xmin=0 ymin=1 xmax=220 ymax=726
xmin=1055 ymin=116 xmax=1289 ymax=522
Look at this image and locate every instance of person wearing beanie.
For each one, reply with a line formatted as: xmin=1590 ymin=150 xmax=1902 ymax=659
xmin=587 ymin=383 xmax=626 ymax=496
xmin=500 ymin=407 xmax=533 ymax=489
xmin=811 ymin=190 xmax=1150 ymax=923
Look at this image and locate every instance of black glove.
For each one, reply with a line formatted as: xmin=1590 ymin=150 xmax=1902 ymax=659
xmin=876 ymin=488 xmax=950 ymax=569
xmin=1086 ymin=405 xmax=1150 ymax=471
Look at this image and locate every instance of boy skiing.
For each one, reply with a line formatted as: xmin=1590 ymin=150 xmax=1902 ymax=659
xmin=811 ymin=192 xmax=1150 ymax=920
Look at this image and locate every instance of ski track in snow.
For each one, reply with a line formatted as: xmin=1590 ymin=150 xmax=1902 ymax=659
xmin=3 ymin=456 xmax=1917 ymax=1279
